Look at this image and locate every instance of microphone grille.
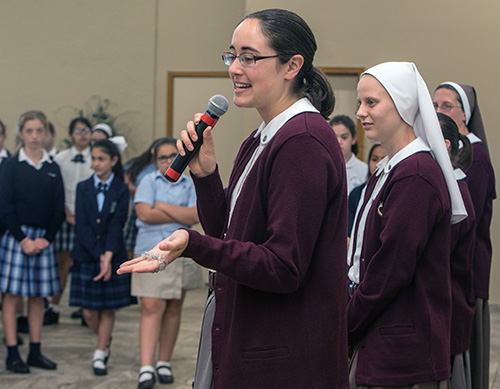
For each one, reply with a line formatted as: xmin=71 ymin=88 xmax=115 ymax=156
xmin=208 ymin=95 xmax=229 ymax=117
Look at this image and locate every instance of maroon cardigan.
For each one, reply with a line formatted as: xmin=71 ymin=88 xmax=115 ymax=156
xmin=348 ymin=151 xmax=452 ymax=386
xmin=183 ymin=112 xmax=349 ymax=388
xmin=465 ymin=143 xmax=495 ymax=300
xmin=449 ymin=180 xmax=476 ymax=355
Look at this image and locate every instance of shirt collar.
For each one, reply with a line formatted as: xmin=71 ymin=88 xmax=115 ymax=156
xmin=71 ymin=145 xmax=91 ymax=156
xmin=93 ymin=172 xmax=115 ymax=188
xmin=0 ymin=148 xmax=8 ymax=158
xmin=346 ymin=154 xmax=357 ymax=167
xmin=467 ymin=132 xmax=482 ymax=144
xmin=254 ymin=98 xmax=319 ymax=146
xmin=47 ymin=147 xmax=58 ymax=157
xmin=454 ymin=168 xmax=466 ymax=181
xmin=19 ymin=147 xmax=52 ymax=168
xmin=375 ymin=137 xmax=430 ymax=176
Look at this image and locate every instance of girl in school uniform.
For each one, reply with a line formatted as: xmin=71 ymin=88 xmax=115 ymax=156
xmin=329 ymin=114 xmax=368 ymax=194
xmin=69 ymin=139 xmax=133 ymax=376
xmin=0 ymin=110 xmax=65 ymax=374
xmin=131 ymin=137 xmax=200 ymax=389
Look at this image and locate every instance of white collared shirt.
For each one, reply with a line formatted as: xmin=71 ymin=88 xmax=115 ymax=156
xmin=228 ymin=98 xmax=319 ymax=227
xmin=467 ymin=132 xmax=482 ymax=144
xmin=0 ymin=148 xmax=8 ymax=166
xmin=18 ymin=147 xmax=52 ymax=170
xmin=54 ymin=146 xmax=93 ymax=214
xmin=47 ymin=147 xmax=58 ymax=159
xmin=346 ymin=154 xmax=368 ymax=194
xmin=347 ymin=137 xmax=430 ymax=283
xmin=454 ymin=168 xmax=466 ymax=181
xmin=93 ymin=173 xmax=115 ymax=212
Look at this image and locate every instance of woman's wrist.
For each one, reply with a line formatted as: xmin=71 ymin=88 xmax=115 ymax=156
xmin=191 ymin=164 xmax=218 ymax=179
xmin=19 ymin=237 xmax=29 ymax=247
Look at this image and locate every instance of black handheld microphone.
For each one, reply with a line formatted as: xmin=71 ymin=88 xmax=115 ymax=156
xmin=164 ymin=95 xmax=229 ymax=183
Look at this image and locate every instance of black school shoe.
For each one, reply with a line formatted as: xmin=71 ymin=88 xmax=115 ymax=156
xmin=138 ymin=370 xmax=156 ymax=389
xmin=93 ymin=359 xmax=107 ymax=376
xmin=6 ymin=358 xmax=30 ymax=374
xmin=27 ymin=354 xmax=57 ymax=370
xmin=92 ymin=349 xmax=108 ymax=376
xmin=71 ymin=308 xmax=83 ymax=319
xmin=43 ymin=306 xmax=59 ymax=325
xmin=156 ymin=363 xmax=174 ymax=384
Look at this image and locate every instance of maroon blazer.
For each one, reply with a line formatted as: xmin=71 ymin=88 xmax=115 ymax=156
xmin=465 ymin=143 xmax=495 ymax=300
xmin=450 ymin=179 xmax=476 ymax=355
xmin=348 ymin=151 xmax=452 ymax=386
xmin=183 ymin=112 xmax=349 ymax=388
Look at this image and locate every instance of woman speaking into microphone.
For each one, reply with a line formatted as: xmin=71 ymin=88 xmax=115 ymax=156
xmin=119 ymin=8 xmax=349 ymax=388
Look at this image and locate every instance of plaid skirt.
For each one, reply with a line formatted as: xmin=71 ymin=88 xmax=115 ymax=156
xmin=0 ymin=226 xmax=61 ymax=297
xmin=124 ymin=204 xmax=138 ymax=252
xmin=69 ymin=260 xmax=135 ymax=310
xmin=54 ymin=221 xmax=75 ymax=252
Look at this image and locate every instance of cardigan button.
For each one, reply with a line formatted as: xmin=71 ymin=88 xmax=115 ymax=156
xmin=96 ymin=218 xmax=101 ymax=224
xmin=96 ymin=235 xmax=100 ymax=239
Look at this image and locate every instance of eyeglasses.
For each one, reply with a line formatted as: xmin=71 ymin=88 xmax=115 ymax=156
xmin=222 ymin=52 xmax=279 ymax=67
xmin=433 ymin=102 xmax=462 ymax=113
xmin=157 ymin=153 xmax=177 ymax=162
xmin=73 ymin=127 xmax=91 ymax=135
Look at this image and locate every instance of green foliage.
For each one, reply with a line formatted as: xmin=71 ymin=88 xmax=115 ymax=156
xmin=55 ymin=95 xmax=137 ymax=152
xmin=75 ymin=96 xmax=115 ymax=128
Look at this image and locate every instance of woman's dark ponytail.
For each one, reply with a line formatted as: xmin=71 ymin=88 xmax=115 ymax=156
xmin=437 ymin=112 xmax=473 ymax=172
xmin=453 ymin=133 xmax=473 ymax=172
xmin=304 ymin=67 xmax=335 ymax=119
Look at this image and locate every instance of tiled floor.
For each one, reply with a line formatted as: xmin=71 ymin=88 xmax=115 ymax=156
xmin=0 ymin=287 xmax=206 ymax=389
xmin=1 ymin=288 xmax=500 ymax=388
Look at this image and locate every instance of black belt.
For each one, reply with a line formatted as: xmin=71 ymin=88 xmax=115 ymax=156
xmin=348 ymin=281 xmax=358 ymax=298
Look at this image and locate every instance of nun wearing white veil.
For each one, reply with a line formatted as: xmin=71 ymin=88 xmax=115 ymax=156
xmin=434 ymin=82 xmax=496 ymax=389
xmin=347 ymin=62 xmax=467 ymax=388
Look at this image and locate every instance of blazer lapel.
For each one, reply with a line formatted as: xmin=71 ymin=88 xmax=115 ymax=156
xmin=84 ymin=178 xmax=99 ymax=216
xmin=100 ymin=178 xmax=118 ymax=220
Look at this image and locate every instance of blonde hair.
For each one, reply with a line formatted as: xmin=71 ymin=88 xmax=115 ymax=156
xmin=17 ymin=110 xmax=48 ymax=134
xmin=16 ymin=110 xmax=49 ymax=149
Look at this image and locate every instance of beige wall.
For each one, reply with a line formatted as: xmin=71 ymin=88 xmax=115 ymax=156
xmin=1 ymin=1 xmax=499 ymax=301
xmin=1 ymin=1 xmax=156 ymax=157
xmin=0 ymin=0 xmax=245 ymax=159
